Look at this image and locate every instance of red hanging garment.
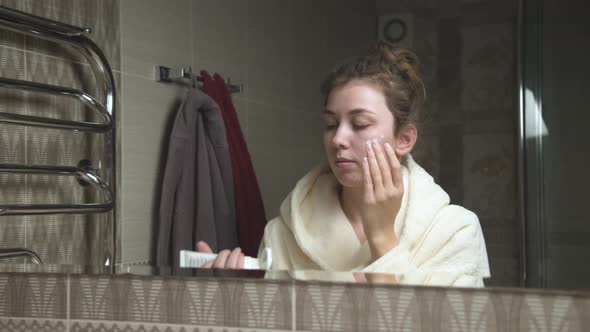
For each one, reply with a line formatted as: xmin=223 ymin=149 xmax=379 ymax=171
xmin=201 ymin=71 xmax=267 ymax=257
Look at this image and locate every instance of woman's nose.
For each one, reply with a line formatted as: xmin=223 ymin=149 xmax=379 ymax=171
xmin=332 ymin=126 xmax=351 ymax=149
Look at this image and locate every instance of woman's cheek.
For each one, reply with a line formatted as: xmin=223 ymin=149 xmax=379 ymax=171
xmin=351 ymin=137 xmax=370 ymax=159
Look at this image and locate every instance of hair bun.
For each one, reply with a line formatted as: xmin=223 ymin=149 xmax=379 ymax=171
xmin=370 ymin=42 xmax=419 ymax=80
xmin=371 ymin=42 xmax=426 ymax=105
xmin=321 ymin=40 xmax=426 ymax=130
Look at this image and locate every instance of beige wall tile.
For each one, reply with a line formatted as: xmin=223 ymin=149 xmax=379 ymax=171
xmin=246 ymin=102 xmax=293 ymax=218
xmin=245 ymin=0 xmax=292 ymax=107
xmin=287 ymin=146 xmax=326 ymax=188
xmin=321 ymin=0 xmax=376 ymax=59
xmin=248 ymin=141 xmax=294 ymax=219
xmin=118 ymin=0 xmax=193 ymax=266
xmin=287 ymin=110 xmax=323 ymax=149
xmin=231 ymin=96 xmax=248 ymax=134
xmin=287 ymin=2 xmax=331 ymax=113
xmin=287 ymin=110 xmax=325 ymax=185
xmin=192 ymin=0 xmax=248 ymax=92
xmin=119 ymin=73 xmax=187 ymax=264
xmin=120 ymin=0 xmax=191 ymax=79
xmin=246 ymin=102 xmax=290 ymax=147
xmin=192 ymin=0 xmax=249 ymax=50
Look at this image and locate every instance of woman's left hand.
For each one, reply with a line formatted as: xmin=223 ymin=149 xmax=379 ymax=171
xmin=196 ymin=241 xmax=245 ymax=269
xmin=361 ymin=139 xmax=404 ymax=260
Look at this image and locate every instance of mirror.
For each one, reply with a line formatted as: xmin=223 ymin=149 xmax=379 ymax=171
xmin=1 ymin=0 xmax=589 ymax=291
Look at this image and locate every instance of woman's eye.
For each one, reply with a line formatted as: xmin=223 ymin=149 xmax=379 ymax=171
xmin=324 ymin=123 xmax=338 ymax=130
xmin=353 ymin=124 xmax=370 ymax=130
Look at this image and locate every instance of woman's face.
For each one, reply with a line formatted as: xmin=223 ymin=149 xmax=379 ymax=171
xmin=323 ymin=80 xmax=396 ymax=188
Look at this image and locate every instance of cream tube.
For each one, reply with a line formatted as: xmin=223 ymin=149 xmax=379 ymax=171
xmin=179 ymin=248 xmax=272 ymax=270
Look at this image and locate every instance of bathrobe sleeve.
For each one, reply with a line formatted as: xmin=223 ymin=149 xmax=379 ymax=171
xmin=257 ymin=216 xmax=322 ymax=271
xmin=362 ymin=205 xmax=490 ymax=287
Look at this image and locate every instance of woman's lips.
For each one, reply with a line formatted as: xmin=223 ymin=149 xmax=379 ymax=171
xmin=335 ymin=159 xmax=356 ymax=168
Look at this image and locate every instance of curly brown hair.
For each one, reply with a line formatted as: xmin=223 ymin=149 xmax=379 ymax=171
xmin=321 ymin=41 xmax=426 ymax=132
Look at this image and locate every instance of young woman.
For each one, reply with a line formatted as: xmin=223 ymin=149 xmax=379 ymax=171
xmin=197 ymin=42 xmax=490 ymax=286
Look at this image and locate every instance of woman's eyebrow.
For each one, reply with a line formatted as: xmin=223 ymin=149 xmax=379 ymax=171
xmin=323 ymin=108 xmax=373 ymax=115
xmin=350 ymin=108 xmax=374 ymax=115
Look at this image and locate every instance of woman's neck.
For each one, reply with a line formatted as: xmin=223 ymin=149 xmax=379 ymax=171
xmin=339 ymin=185 xmax=367 ymax=243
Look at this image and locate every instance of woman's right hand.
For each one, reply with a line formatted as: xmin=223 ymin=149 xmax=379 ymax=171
xmin=360 ymin=139 xmax=403 ymax=261
xmin=196 ymin=241 xmax=245 ymax=269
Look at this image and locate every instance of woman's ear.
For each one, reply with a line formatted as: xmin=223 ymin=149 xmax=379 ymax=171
xmin=394 ymin=124 xmax=417 ymax=156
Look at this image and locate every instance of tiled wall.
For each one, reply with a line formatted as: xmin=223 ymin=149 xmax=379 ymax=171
xmin=1 ymin=272 xmax=589 ymax=331
xmin=118 ymin=0 xmax=377 ymax=265
xmin=376 ymin=0 xmax=519 ymax=287
xmin=0 ymin=0 xmax=120 ymax=265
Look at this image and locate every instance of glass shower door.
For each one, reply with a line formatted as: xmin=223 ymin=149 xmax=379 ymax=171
xmin=522 ymin=0 xmax=590 ymax=288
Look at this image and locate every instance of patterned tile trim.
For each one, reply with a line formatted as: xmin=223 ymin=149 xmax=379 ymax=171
xmin=0 ymin=317 xmax=67 ymax=332
xmin=0 ymin=273 xmax=67 ymax=319
xmin=70 ymin=319 xmax=292 ymax=332
xmin=70 ymin=275 xmax=293 ymax=330
xmin=1 ymin=272 xmax=590 ymax=331
xmin=295 ymin=280 xmax=590 ymax=332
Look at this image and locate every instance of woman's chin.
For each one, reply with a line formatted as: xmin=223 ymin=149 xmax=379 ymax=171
xmin=333 ymin=171 xmax=363 ymax=188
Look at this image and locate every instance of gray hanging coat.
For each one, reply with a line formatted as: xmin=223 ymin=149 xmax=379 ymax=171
xmin=157 ymin=88 xmax=238 ymax=275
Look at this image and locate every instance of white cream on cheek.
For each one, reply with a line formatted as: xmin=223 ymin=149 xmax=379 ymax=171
xmin=352 ymin=128 xmax=395 ymax=160
xmin=324 ymin=122 xmax=395 ymax=162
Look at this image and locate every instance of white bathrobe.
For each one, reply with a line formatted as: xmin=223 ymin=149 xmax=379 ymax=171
xmin=258 ymin=155 xmax=491 ymax=287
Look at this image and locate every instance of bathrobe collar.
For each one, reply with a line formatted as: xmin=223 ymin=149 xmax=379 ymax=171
xmin=278 ymin=155 xmax=450 ymax=271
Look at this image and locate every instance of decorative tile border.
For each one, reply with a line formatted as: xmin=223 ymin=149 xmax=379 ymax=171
xmin=70 ymin=275 xmax=293 ymax=330
xmin=294 ymin=280 xmax=590 ymax=332
xmin=0 ymin=273 xmax=67 ymax=319
xmin=0 ymin=317 xmax=67 ymax=331
xmin=70 ymin=320 xmax=292 ymax=332
xmin=517 ymin=294 xmax=585 ymax=332
xmin=294 ymin=282 xmax=455 ymax=332
xmin=1 ymin=272 xmax=590 ymax=331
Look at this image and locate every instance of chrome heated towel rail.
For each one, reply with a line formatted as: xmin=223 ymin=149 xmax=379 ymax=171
xmin=0 ymin=5 xmax=117 ymax=271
